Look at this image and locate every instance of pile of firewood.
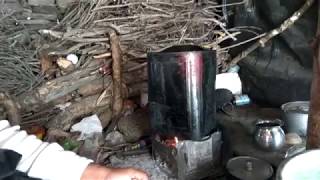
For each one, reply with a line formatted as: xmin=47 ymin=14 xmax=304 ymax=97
xmin=0 ymin=0 xmax=260 ymax=132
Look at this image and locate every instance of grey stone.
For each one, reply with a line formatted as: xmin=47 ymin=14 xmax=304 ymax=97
xmin=105 ymin=131 xmax=126 ymax=146
xmin=78 ymin=133 xmax=104 ymax=160
xmin=118 ymin=109 xmax=151 ymax=142
xmin=98 ymin=108 xmax=112 ymax=128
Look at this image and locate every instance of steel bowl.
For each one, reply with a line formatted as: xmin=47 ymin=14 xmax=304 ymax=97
xmin=254 ymin=119 xmax=285 ymax=151
xmin=281 ymin=101 xmax=309 ymax=137
xmin=276 ymin=150 xmax=320 ymax=180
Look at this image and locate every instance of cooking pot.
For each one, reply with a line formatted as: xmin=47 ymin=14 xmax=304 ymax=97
xmin=254 ymin=119 xmax=285 ymax=151
xmin=281 ymin=101 xmax=309 ymax=137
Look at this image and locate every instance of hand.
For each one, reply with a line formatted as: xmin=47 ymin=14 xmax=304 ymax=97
xmin=104 ymin=167 xmax=149 ymax=180
xmin=81 ymin=164 xmax=148 ymax=180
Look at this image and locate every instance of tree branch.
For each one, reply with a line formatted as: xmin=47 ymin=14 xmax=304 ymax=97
xmin=226 ymin=0 xmax=315 ymax=70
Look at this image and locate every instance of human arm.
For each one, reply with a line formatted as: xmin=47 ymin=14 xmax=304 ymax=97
xmin=0 ymin=120 xmax=148 ymax=180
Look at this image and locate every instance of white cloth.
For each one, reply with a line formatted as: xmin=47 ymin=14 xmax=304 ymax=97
xmin=0 ymin=120 xmax=93 ymax=180
xmin=216 ymin=73 xmax=242 ymax=95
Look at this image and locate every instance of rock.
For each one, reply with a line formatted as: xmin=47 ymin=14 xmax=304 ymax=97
xmin=71 ymin=114 xmax=103 ymax=140
xmin=78 ymin=133 xmax=104 ymax=161
xmin=98 ymin=108 xmax=112 ymax=128
xmin=118 ymin=109 xmax=151 ymax=142
xmin=105 ymin=131 xmax=126 ymax=146
xmin=57 ymin=57 xmax=74 ymax=72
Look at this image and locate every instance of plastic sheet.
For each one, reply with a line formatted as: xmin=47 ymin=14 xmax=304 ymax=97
xmin=230 ymin=0 xmax=317 ymax=106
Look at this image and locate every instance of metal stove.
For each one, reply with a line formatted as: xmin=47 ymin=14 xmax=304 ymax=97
xmin=152 ymin=132 xmax=222 ymax=180
xmin=147 ymin=46 xmax=222 ymax=180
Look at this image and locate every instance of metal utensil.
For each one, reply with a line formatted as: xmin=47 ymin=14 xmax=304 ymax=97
xmin=277 ymin=150 xmax=320 ymax=180
xmin=254 ymin=119 xmax=285 ymax=151
xmin=227 ymin=156 xmax=273 ymax=180
xmin=281 ymin=101 xmax=309 ymax=137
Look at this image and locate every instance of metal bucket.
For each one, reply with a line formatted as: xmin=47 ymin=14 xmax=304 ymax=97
xmin=281 ymin=101 xmax=309 ymax=137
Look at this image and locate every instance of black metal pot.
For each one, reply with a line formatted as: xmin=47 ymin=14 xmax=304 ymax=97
xmin=147 ymin=45 xmax=217 ymax=141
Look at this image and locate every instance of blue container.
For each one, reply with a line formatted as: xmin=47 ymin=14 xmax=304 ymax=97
xmin=234 ymin=94 xmax=251 ymax=106
xmin=227 ymin=65 xmax=240 ymax=73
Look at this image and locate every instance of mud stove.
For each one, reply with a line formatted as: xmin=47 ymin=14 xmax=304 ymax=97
xmin=148 ymin=46 xmax=222 ymax=180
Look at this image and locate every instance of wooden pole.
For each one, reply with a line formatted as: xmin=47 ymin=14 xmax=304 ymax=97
xmin=306 ymin=0 xmax=320 ymax=150
xmin=110 ymin=30 xmax=123 ymax=117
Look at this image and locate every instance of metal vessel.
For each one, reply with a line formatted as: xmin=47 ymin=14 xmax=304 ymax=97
xmin=281 ymin=101 xmax=309 ymax=136
xmin=254 ymin=119 xmax=285 ymax=151
xmin=148 ymin=45 xmax=217 ymax=141
xmin=227 ymin=156 xmax=273 ymax=180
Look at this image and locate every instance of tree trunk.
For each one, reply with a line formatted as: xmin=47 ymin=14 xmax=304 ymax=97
xmin=306 ymin=0 xmax=320 ymax=150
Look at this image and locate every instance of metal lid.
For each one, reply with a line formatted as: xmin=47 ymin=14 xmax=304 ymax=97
xmin=227 ymin=156 xmax=273 ymax=180
xmin=281 ymin=101 xmax=309 ymax=114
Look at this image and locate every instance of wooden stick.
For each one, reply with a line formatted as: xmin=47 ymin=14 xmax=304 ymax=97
xmin=45 ymin=82 xmax=147 ymax=130
xmin=0 ymin=93 xmax=21 ymax=125
xmin=126 ymin=62 xmax=147 ymax=72
xmin=110 ymin=31 xmax=123 ymax=117
xmin=307 ymin=44 xmax=320 ymax=150
xmin=93 ymin=52 xmax=112 ymax=59
xmin=46 ymin=94 xmax=112 ymax=130
xmin=307 ymin=0 xmax=320 ymax=150
xmin=226 ymin=0 xmax=315 ymax=70
xmin=17 ymin=67 xmax=99 ymax=112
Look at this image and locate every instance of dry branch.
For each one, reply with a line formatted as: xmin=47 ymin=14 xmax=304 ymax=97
xmin=17 ymin=66 xmax=100 ymax=111
xmin=46 ymin=81 xmax=147 ymax=130
xmin=46 ymin=93 xmax=112 ymax=130
xmin=110 ymin=31 xmax=123 ymax=117
xmin=226 ymin=0 xmax=315 ymax=70
xmin=78 ymin=76 xmax=112 ymax=97
xmin=47 ymin=0 xmax=256 ymax=63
